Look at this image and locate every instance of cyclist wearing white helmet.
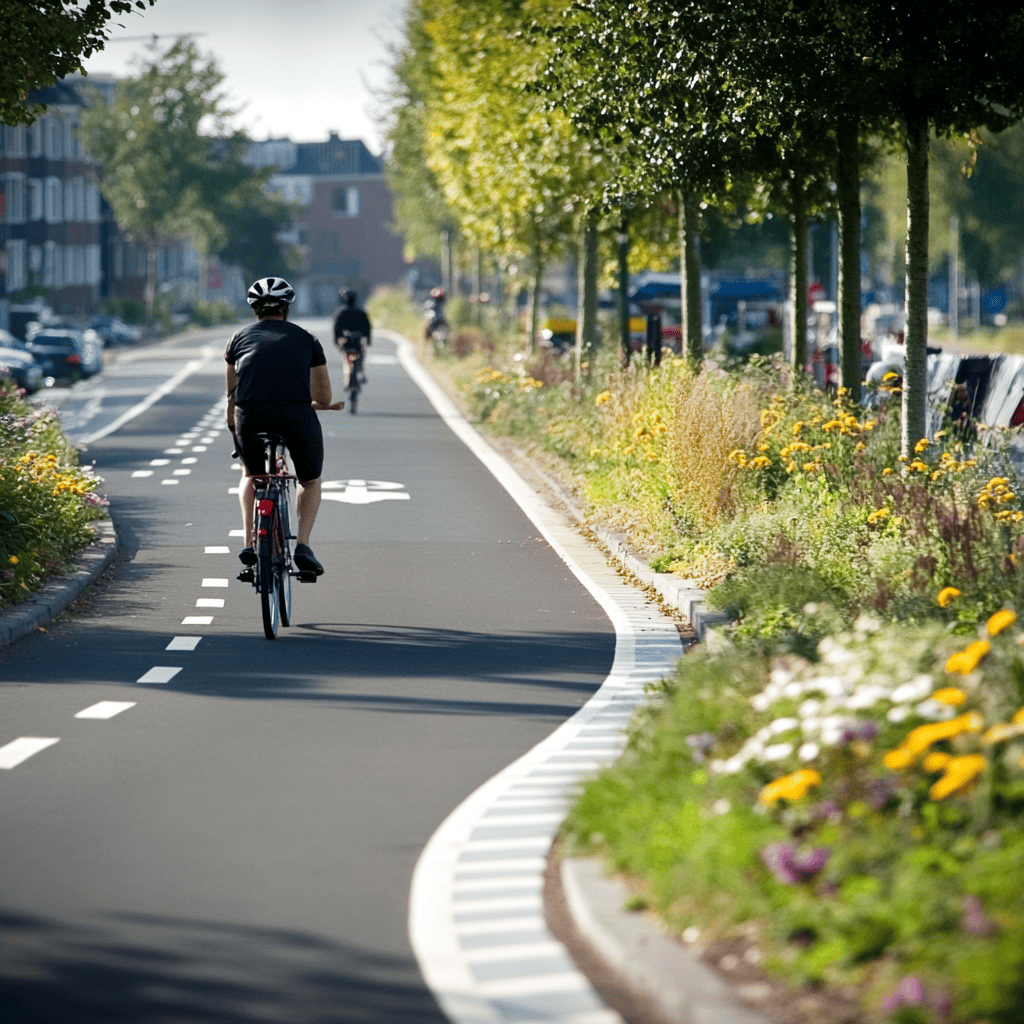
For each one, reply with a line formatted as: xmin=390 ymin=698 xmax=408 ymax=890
xmin=226 ymin=277 xmax=343 ymax=577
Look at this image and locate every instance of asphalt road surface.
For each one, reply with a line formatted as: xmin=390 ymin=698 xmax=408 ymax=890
xmin=0 ymin=320 xmax=622 ymax=1023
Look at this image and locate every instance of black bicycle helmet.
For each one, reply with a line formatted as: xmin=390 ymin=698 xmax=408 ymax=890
xmin=340 ymin=288 xmax=357 ymax=306
xmin=247 ymin=277 xmax=295 ymax=307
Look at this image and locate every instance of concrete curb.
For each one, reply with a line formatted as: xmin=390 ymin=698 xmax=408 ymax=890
xmin=560 ymin=858 xmax=770 ymax=1024
xmin=0 ymin=519 xmax=120 ymax=648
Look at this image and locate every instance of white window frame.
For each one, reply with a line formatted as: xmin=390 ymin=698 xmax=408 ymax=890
xmin=86 ymin=243 xmax=102 ymax=285
xmin=6 ymin=240 xmax=27 ymax=291
xmin=7 ymin=125 xmax=27 ymax=158
xmin=86 ymin=181 xmax=100 ymax=223
xmin=45 ymin=177 xmax=63 ymax=224
xmin=43 ymin=241 xmax=60 ymax=286
xmin=29 ymin=120 xmax=43 ymax=158
xmin=4 ymin=173 xmax=26 ymax=224
xmin=28 ymin=178 xmax=43 ymax=221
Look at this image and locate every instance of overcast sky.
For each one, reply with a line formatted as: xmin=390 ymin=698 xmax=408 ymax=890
xmin=80 ymin=0 xmax=407 ymax=154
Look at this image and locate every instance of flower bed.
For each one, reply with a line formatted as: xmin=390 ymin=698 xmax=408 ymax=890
xmin=0 ymin=377 xmax=109 ymax=611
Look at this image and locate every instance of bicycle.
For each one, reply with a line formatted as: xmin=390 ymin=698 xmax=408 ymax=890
xmin=337 ymin=331 xmax=365 ymax=414
xmin=237 ymin=432 xmax=317 ymax=639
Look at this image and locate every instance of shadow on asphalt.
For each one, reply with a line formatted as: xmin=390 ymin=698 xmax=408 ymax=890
xmin=0 ymin=907 xmax=447 ymax=1023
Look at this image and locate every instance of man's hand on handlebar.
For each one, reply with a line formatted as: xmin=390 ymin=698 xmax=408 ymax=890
xmin=312 ymin=400 xmax=345 ymax=411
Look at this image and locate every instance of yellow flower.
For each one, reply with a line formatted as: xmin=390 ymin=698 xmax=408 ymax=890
xmin=931 ymin=687 xmax=967 ymax=706
xmin=929 ymin=754 xmax=986 ymax=801
xmin=1012 ymin=708 xmax=1024 ymax=726
xmin=923 ymin=751 xmax=953 ymax=773
xmin=750 ymin=456 xmax=771 ymax=469
xmin=595 ymin=391 xmax=612 ymax=406
xmin=883 ymin=467 xmax=894 ymax=476
xmin=945 ymin=640 xmax=990 ymax=674
xmin=883 ymin=747 xmax=915 ymax=771
xmin=987 ymin=609 xmax=1017 ymax=636
xmin=883 ymin=371 xmax=899 ymax=382
xmin=982 ymin=723 xmax=1018 ymax=745
xmin=867 ymin=508 xmax=890 ymax=525
xmin=914 ymin=438 xmax=930 ymax=453
xmin=758 ymin=768 xmax=821 ymax=805
xmin=9 ymin=556 xmax=18 ymax=566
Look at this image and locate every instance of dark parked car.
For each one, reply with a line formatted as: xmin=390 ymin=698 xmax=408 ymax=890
xmin=88 ymin=314 xmax=142 ymax=347
xmin=26 ymin=329 xmax=103 ymax=384
xmin=0 ymin=329 xmax=44 ymax=393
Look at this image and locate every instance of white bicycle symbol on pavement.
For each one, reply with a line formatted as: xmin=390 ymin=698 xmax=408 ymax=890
xmin=320 ymin=480 xmax=410 ymax=504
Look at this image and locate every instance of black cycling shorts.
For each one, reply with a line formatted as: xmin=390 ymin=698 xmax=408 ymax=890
xmin=235 ymin=400 xmax=324 ymax=483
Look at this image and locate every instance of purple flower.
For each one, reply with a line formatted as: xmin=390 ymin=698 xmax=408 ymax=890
xmin=961 ymin=894 xmax=996 ymax=936
xmin=866 ymin=777 xmax=898 ymax=810
xmin=882 ymin=975 xmax=926 ymax=1012
xmin=857 ymin=721 xmax=879 ymax=742
xmin=760 ymin=842 xmax=830 ymax=884
xmin=809 ymin=799 xmax=843 ymax=823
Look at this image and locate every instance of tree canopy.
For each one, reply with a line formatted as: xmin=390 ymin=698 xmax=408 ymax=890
xmin=1 ymin=0 xmax=156 ymax=125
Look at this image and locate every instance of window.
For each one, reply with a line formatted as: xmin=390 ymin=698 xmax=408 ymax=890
xmin=86 ymin=181 xmax=100 ymax=222
xmin=4 ymin=173 xmax=26 ymax=223
xmin=29 ymin=120 xmax=42 ymax=157
xmin=86 ymin=244 xmax=102 ymax=285
xmin=45 ymin=177 xmax=63 ymax=223
xmin=331 ymin=186 xmax=360 ymax=217
xmin=6 ymin=125 xmax=27 ymax=157
xmin=44 ymin=241 xmax=62 ymax=286
xmin=64 ymin=119 xmax=76 ymax=160
xmin=28 ymin=179 xmax=43 ymax=221
xmin=6 ymin=240 xmax=27 ymax=291
xmin=29 ymin=245 xmax=42 ymax=274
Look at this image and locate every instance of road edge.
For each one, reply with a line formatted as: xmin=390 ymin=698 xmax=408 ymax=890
xmin=0 ymin=519 xmax=120 ymax=648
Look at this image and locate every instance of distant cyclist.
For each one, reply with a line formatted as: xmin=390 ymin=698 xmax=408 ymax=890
xmin=226 ymin=277 xmax=342 ymax=578
xmin=332 ymin=288 xmax=372 ymax=385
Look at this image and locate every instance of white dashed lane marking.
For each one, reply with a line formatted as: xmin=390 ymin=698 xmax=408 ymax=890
xmin=205 ymin=547 xmax=230 ymax=554
xmin=136 ymin=667 xmax=182 ymax=685
xmin=196 ymin=598 xmax=224 ymax=608
xmin=182 ymin=616 xmax=214 ymax=625
xmin=0 ymin=737 xmax=60 ymax=769
xmin=131 ymin=470 xmax=153 ymax=478
xmin=150 ymin=459 xmax=170 ymax=466
xmin=166 ymin=637 xmax=202 ymax=651
xmin=161 ymin=479 xmax=179 ymax=486
xmin=75 ymin=701 xmax=136 ymax=719
xmin=202 ymin=579 xmax=229 ymax=588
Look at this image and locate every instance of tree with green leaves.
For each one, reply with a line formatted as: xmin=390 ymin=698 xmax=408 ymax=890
xmin=2 ymin=0 xmax=156 ymax=125
xmin=81 ymin=40 xmax=288 ymax=320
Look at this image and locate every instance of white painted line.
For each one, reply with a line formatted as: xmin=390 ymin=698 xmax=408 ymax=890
xmin=161 ymin=479 xmax=179 ymax=486
xmin=228 ymin=486 xmax=241 ymax=495
xmin=204 ymin=546 xmax=230 ymax=554
xmin=150 ymin=459 xmax=170 ymax=466
xmin=182 ymin=616 xmax=214 ymax=625
xmin=202 ymin=578 xmax=229 ymax=588
xmin=131 ymin=470 xmax=154 ymax=478
xmin=166 ymin=636 xmax=202 ymax=651
xmin=75 ymin=701 xmax=136 ymax=719
xmin=0 ymin=737 xmax=60 ymax=769
xmin=229 ymin=529 xmax=244 ymax=537
xmin=173 ymin=468 xmax=192 ymax=476
xmin=192 ymin=446 xmax=208 ymax=452
xmin=178 ymin=434 xmax=198 ymax=440
xmin=137 ymin=666 xmax=182 ymax=684
xmin=76 ymin=355 xmax=212 ymax=444
xmin=231 ymin=463 xmax=241 ymax=470
xmin=196 ymin=598 xmax=224 ymax=608
xmin=181 ymin=457 xmax=198 ymax=464
xmin=164 ymin=448 xmax=183 ymax=454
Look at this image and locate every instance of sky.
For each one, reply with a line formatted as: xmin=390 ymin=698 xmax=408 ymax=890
xmin=79 ymin=0 xmax=408 ymax=154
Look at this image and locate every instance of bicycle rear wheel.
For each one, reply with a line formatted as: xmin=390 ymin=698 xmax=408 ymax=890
xmin=258 ymin=535 xmax=279 ymax=639
xmin=347 ymin=378 xmax=359 ymax=414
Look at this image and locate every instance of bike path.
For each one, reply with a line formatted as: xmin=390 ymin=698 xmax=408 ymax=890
xmin=0 ymin=322 xmax=625 ymax=1023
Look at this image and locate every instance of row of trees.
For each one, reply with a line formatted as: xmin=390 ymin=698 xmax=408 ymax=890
xmin=383 ymin=0 xmax=1024 ymax=454
xmin=79 ymin=40 xmax=294 ymax=321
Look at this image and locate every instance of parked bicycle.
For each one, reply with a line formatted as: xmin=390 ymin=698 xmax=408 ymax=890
xmin=236 ymin=432 xmax=317 ymax=639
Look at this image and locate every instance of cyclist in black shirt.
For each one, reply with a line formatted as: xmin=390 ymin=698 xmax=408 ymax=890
xmin=333 ymin=288 xmax=372 ymax=385
xmin=226 ymin=277 xmax=342 ymax=577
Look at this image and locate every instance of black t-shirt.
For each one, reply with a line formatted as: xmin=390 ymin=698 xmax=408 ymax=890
xmin=225 ymin=319 xmax=326 ymax=403
xmin=333 ymin=306 xmax=372 ymax=342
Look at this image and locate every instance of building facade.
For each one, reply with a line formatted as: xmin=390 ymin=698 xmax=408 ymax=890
xmin=246 ymin=133 xmax=406 ymax=314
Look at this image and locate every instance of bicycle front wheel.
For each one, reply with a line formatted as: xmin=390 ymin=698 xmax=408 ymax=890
xmin=278 ymin=555 xmax=292 ymax=627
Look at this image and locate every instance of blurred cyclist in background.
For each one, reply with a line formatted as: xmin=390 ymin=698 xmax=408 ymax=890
xmin=333 ymin=288 xmax=372 ymax=385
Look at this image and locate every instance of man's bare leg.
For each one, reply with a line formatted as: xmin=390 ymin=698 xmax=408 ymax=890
xmin=296 ymin=477 xmax=321 ymax=547
xmin=238 ymin=470 xmax=256 ymax=547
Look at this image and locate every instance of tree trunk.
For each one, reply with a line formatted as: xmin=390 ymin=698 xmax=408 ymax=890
xmin=618 ymin=214 xmax=631 ymax=367
xmin=679 ymin=189 xmax=703 ymax=364
xmin=145 ymin=243 xmax=158 ymax=325
xmin=529 ymin=239 xmax=543 ymax=355
xmin=902 ymin=111 xmax=930 ymax=456
xmin=836 ymin=116 xmax=863 ymax=402
xmin=576 ymin=210 xmax=598 ymax=384
xmin=788 ymin=173 xmax=809 ymax=374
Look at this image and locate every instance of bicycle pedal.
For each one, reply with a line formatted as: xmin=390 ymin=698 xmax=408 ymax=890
xmin=237 ymin=567 xmax=255 ymax=583
xmin=295 ymin=570 xmax=318 ymax=583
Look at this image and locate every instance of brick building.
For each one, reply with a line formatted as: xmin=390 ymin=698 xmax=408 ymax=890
xmin=245 ymin=133 xmax=406 ymax=314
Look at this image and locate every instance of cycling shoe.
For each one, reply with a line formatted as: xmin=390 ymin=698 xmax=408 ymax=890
xmin=238 ymin=545 xmax=257 ymax=566
xmin=293 ymin=543 xmax=324 ymax=576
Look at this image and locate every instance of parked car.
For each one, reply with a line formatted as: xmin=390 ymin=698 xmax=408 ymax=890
xmin=88 ymin=314 xmax=142 ymax=347
xmin=26 ymin=329 xmax=103 ymax=384
xmin=0 ymin=329 xmax=44 ymax=394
